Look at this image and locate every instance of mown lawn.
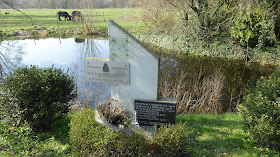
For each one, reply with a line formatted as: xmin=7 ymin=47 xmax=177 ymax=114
xmin=177 ymin=113 xmax=279 ymax=156
xmin=1 ymin=112 xmax=279 ymax=156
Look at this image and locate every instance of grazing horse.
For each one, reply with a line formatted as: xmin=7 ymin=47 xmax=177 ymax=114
xmin=57 ymin=11 xmax=71 ymax=21
xmin=72 ymin=11 xmax=84 ymax=22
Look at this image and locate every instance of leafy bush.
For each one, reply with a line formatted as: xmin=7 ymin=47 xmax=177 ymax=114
xmin=69 ymin=108 xmax=113 ymax=156
xmin=231 ymin=9 xmax=276 ymax=48
xmin=69 ymin=108 xmax=189 ymax=156
xmin=110 ymin=131 xmax=149 ymax=156
xmin=239 ymin=67 xmax=280 ymax=151
xmin=0 ymin=65 xmax=76 ymax=130
xmin=69 ymin=108 xmax=147 ymax=156
xmin=151 ymin=124 xmax=188 ymax=156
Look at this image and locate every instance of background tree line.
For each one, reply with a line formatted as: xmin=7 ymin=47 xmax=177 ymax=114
xmin=135 ymin=0 xmax=280 ymax=48
xmin=0 ymin=0 xmax=136 ymax=9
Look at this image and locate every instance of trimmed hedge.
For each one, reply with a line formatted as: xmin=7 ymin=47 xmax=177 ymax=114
xmin=69 ymin=108 xmax=188 ymax=157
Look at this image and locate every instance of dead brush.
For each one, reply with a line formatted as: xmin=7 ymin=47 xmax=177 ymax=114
xmin=97 ymin=99 xmax=132 ymax=127
xmin=159 ymin=64 xmax=225 ymax=114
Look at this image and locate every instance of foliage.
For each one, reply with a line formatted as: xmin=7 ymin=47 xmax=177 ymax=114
xmin=0 ymin=65 xmax=76 ymax=130
xmin=0 ymin=114 xmax=71 ymax=156
xmin=136 ymin=0 xmax=238 ymax=40
xmin=230 ymin=8 xmax=276 ymax=48
xmin=151 ymin=123 xmax=188 ymax=156
xmin=69 ymin=108 xmax=148 ymax=157
xmin=109 ymin=131 xmax=149 ymax=157
xmin=69 ymin=108 xmax=191 ymax=156
xmin=2 ymin=110 xmax=279 ymax=156
xmin=239 ymin=67 xmax=280 ymax=152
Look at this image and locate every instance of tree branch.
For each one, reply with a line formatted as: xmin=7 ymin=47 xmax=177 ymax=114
xmin=1 ymin=0 xmax=28 ymax=17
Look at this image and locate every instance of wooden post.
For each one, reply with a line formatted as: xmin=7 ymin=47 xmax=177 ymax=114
xmin=3 ymin=17 xmax=5 ymax=27
xmin=103 ymin=12 xmax=105 ymax=22
xmin=30 ymin=15 xmax=33 ymax=25
xmin=94 ymin=12 xmax=97 ymax=23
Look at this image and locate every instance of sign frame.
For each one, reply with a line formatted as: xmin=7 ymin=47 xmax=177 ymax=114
xmin=85 ymin=58 xmax=130 ymax=85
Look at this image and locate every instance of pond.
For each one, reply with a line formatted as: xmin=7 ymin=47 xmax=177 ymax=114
xmin=0 ymin=37 xmax=111 ymax=108
xmin=0 ymin=37 xmax=277 ymax=112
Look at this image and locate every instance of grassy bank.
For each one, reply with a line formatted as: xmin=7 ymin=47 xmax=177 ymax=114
xmin=1 ymin=112 xmax=279 ymax=156
xmin=177 ymin=113 xmax=279 ymax=156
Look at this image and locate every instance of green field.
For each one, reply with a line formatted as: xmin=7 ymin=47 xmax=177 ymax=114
xmin=0 ymin=9 xmax=143 ymax=34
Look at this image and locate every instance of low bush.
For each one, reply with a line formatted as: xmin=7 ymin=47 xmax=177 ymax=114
xmin=69 ymin=108 xmax=189 ymax=156
xmin=69 ymin=108 xmax=148 ymax=156
xmin=239 ymin=67 xmax=280 ymax=151
xmin=152 ymin=124 xmax=188 ymax=156
xmin=69 ymin=107 xmax=117 ymax=156
xmin=0 ymin=65 xmax=76 ymax=130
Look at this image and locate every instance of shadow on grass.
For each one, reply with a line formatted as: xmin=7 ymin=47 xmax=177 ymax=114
xmin=176 ymin=113 xmax=279 ymax=157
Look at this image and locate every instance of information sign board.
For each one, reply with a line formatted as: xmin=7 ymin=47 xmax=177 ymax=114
xmin=135 ymin=100 xmax=176 ymax=126
xmin=85 ymin=58 xmax=130 ymax=85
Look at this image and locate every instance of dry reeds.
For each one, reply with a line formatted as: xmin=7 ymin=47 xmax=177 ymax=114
xmin=159 ymin=60 xmax=225 ymax=114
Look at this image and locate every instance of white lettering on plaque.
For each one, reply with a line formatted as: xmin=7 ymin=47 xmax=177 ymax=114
xmin=85 ymin=58 xmax=130 ymax=85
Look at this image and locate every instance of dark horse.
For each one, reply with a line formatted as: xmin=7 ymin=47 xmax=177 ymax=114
xmin=57 ymin=11 xmax=71 ymax=21
xmin=72 ymin=11 xmax=83 ymax=22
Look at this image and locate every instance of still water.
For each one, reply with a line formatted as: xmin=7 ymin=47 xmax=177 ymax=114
xmin=0 ymin=37 xmax=111 ymax=108
xmin=0 ymin=37 xmax=276 ymax=112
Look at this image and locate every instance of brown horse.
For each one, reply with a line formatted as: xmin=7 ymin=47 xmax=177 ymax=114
xmin=57 ymin=11 xmax=71 ymax=21
xmin=72 ymin=11 xmax=84 ymax=22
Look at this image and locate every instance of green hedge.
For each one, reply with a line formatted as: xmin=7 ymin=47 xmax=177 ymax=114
xmin=69 ymin=108 xmax=188 ymax=157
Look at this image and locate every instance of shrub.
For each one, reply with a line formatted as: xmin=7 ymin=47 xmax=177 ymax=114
xmin=151 ymin=123 xmax=188 ymax=156
xmin=69 ymin=108 xmax=189 ymax=156
xmin=231 ymin=9 xmax=276 ymax=48
xmin=110 ymin=131 xmax=149 ymax=157
xmin=239 ymin=67 xmax=280 ymax=151
xmin=69 ymin=108 xmax=148 ymax=157
xmin=0 ymin=65 xmax=76 ymax=130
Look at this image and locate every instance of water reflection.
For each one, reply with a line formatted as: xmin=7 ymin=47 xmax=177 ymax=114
xmin=0 ymin=37 xmax=111 ymax=108
xmin=0 ymin=40 xmax=25 ymax=77
xmin=74 ymin=38 xmax=85 ymax=43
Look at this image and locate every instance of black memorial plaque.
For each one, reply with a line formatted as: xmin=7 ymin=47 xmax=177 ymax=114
xmin=135 ymin=100 xmax=176 ymax=126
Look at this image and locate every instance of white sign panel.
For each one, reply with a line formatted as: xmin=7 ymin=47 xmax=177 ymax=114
xmin=108 ymin=20 xmax=159 ymax=112
xmin=85 ymin=58 xmax=130 ymax=85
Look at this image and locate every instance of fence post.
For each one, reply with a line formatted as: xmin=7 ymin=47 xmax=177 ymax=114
xmin=3 ymin=16 xmax=5 ymax=27
xmin=30 ymin=15 xmax=33 ymax=25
